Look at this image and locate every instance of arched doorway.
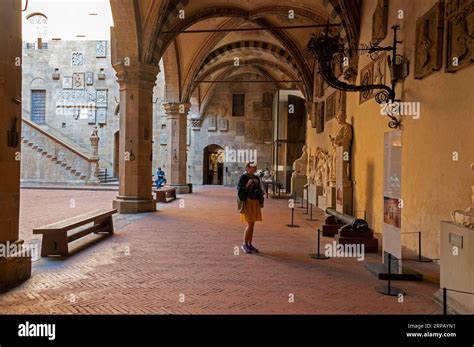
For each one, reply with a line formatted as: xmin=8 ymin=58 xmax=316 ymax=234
xmin=203 ymin=144 xmax=224 ymax=185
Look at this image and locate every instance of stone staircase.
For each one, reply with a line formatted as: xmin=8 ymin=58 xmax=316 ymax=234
xmin=21 ymin=118 xmax=99 ymax=184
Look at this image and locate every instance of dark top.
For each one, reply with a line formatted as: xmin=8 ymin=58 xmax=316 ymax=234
xmin=237 ymin=173 xmax=262 ymax=201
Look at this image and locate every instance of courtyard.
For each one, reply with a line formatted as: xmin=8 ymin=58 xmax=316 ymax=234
xmin=0 ymin=186 xmax=440 ymax=314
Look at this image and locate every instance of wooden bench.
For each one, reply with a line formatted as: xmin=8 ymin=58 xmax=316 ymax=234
xmin=154 ymin=186 xmax=177 ymax=203
xmin=33 ymin=209 xmax=116 ymax=257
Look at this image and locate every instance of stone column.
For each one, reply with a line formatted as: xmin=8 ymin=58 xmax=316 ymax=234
xmin=88 ymin=126 xmax=100 ymax=185
xmin=112 ymin=62 xmax=160 ymax=213
xmin=163 ymin=102 xmax=191 ymax=193
xmin=0 ymin=0 xmax=31 ymax=292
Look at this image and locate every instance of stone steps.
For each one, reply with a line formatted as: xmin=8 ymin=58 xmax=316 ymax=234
xmin=21 ymin=136 xmax=86 ymax=181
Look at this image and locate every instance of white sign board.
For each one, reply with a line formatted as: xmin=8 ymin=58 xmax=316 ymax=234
xmin=382 ymin=131 xmax=402 ymax=269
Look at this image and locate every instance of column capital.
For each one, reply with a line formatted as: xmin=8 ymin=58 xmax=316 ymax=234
xmin=163 ymin=102 xmax=191 ymax=118
xmin=113 ymin=62 xmax=160 ymax=90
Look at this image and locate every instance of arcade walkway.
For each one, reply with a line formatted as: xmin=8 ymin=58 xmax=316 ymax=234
xmin=1 ymin=186 xmax=440 ymax=314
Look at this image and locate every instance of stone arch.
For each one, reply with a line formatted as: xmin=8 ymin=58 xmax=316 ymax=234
xmin=26 ymin=12 xmax=48 ymax=21
xmin=183 ymin=36 xmax=311 ymax=101
xmin=109 ymin=0 xmax=142 ymax=64
xmin=153 ymin=6 xmax=325 ymax=101
xmin=161 ymin=40 xmax=181 ymax=102
xmin=201 ymin=41 xmax=299 ymax=72
xmin=155 ymin=4 xmax=345 ymax=58
xmin=198 ymin=59 xmax=299 ymax=83
xmin=30 ymin=77 xmax=46 ymax=88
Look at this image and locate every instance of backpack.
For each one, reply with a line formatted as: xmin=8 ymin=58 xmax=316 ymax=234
xmin=248 ymin=180 xmax=264 ymax=201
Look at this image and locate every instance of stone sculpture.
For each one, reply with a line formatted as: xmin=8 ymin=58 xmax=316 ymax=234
xmin=329 ymin=111 xmax=352 ymax=183
xmin=292 ymin=145 xmax=308 ymax=177
xmin=451 ymin=164 xmax=474 ymax=228
xmin=415 ymin=2 xmax=444 ymax=79
xmin=372 ymin=0 xmax=388 ymax=45
xmin=307 ymin=149 xmax=315 ymax=184
xmin=90 ymin=126 xmax=99 ymax=158
xmin=96 ymin=41 xmax=107 ymax=58
xmin=445 ymin=0 xmax=474 ymax=72
xmin=71 ymin=52 xmax=84 ymax=66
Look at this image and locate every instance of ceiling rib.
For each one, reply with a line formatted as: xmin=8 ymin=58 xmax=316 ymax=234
xmin=162 ymin=23 xmax=341 ymax=34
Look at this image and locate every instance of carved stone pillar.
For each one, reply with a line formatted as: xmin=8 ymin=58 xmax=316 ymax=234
xmin=88 ymin=126 xmax=100 ymax=185
xmin=112 ymin=62 xmax=160 ymax=213
xmin=163 ymin=102 xmax=191 ymax=194
xmin=0 ymin=0 xmax=31 ymax=292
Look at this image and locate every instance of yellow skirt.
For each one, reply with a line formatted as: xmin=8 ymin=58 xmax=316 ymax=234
xmin=240 ymin=199 xmax=262 ymax=223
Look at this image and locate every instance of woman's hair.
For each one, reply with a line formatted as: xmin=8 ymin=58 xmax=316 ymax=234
xmin=246 ymin=161 xmax=257 ymax=169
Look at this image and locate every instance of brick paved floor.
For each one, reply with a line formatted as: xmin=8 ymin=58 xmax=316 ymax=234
xmin=0 ymin=186 xmax=441 ymax=314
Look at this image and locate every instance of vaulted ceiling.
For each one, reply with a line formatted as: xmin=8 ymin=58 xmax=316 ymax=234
xmin=110 ymin=0 xmax=361 ymax=111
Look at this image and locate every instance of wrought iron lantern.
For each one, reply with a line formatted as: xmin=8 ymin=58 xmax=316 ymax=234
xmin=308 ymin=25 xmax=409 ymax=129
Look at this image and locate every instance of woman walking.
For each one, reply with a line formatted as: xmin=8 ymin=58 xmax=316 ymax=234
xmin=237 ymin=161 xmax=265 ymax=254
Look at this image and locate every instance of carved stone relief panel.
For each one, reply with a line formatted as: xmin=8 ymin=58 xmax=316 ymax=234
xmin=96 ymin=108 xmax=107 ymax=124
xmin=208 ymin=114 xmax=217 ymax=131
xmin=316 ymin=101 xmax=325 ymax=134
xmin=71 ymin=52 xmax=84 ymax=66
xmin=160 ymin=133 xmax=167 ymax=145
xmin=63 ymin=76 xmax=72 ymax=89
xmin=445 ymin=0 xmax=474 ymax=72
xmin=86 ymin=89 xmax=96 ymax=103
xmin=359 ymin=62 xmax=374 ymax=104
xmin=75 ymin=90 xmax=86 ymax=103
xmin=96 ymin=41 xmax=107 ymax=58
xmin=314 ymin=70 xmax=324 ymax=98
xmin=73 ymin=73 xmax=85 ymax=90
xmin=372 ymin=0 xmax=389 ymax=45
xmin=218 ymin=118 xmax=228 ymax=132
xmin=87 ymin=109 xmax=96 ymax=124
xmin=86 ymin=71 xmax=94 ymax=85
xmin=415 ymin=2 xmax=445 ymax=79
xmin=372 ymin=52 xmax=387 ymax=85
xmin=325 ymin=92 xmax=336 ymax=122
xmin=96 ymin=90 xmax=108 ymax=107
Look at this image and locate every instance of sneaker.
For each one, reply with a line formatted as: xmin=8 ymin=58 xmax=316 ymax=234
xmin=241 ymin=244 xmax=252 ymax=254
xmin=248 ymin=244 xmax=259 ymax=253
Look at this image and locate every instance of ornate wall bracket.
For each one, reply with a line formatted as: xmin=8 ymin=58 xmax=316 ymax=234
xmin=308 ymin=25 xmax=409 ymax=129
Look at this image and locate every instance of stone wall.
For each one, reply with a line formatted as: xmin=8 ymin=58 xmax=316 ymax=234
xmin=306 ymin=0 xmax=474 ymax=259
xmin=187 ymin=75 xmax=275 ymax=187
xmin=21 ymin=40 xmax=278 ymax=188
xmin=22 ymin=40 xmax=169 ymax=181
xmin=22 ymin=40 xmax=119 ymax=174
